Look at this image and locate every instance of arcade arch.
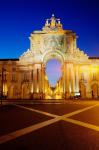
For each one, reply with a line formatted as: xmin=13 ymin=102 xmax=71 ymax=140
xmin=91 ymin=83 xmax=98 ymax=98
xmin=79 ymin=83 xmax=86 ymax=98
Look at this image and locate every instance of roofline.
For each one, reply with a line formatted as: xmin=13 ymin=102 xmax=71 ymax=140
xmin=0 ymin=57 xmax=99 ymax=61
xmin=0 ymin=58 xmax=19 ymax=61
xmin=89 ymin=57 xmax=99 ymax=59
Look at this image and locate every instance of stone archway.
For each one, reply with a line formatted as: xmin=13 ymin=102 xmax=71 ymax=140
xmin=43 ymin=50 xmax=65 ymax=65
xmin=45 ymin=59 xmax=62 ymax=99
xmin=42 ymin=50 xmax=64 ymax=99
xmin=22 ymin=84 xmax=30 ymax=99
xmin=80 ymin=83 xmax=86 ymax=98
xmin=91 ymin=83 xmax=98 ymax=98
xmin=10 ymin=85 xmax=18 ymax=99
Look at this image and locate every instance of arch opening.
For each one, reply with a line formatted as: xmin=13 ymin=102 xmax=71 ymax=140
xmin=91 ymin=84 xmax=98 ymax=98
xmin=45 ymin=59 xmax=63 ymax=99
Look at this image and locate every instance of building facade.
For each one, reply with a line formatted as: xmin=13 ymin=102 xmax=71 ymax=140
xmin=0 ymin=14 xmax=99 ymax=100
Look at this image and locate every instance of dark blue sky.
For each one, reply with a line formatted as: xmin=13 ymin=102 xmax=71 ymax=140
xmin=0 ymin=0 xmax=99 ymax=58
xmin=46 ymin=59 xmax=62 ymax=87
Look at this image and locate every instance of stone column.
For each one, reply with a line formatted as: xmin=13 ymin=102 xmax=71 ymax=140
xmin=75 ymin=66 xmax=79 ymax=93
xmin=70 ymin=64 xmax=75 ymax=97
xmin=38 ymin=69 xmax=40 ymax=93
xmin=86 ymin=83 xmax=91 ymax=98
xmin=37 ymin=67 xmax=42 ymax=93
xmin=37 ymin=68 xmax=39 ymax=93
xmin=86 ymin=75 xmax=91 ymax=98
xmin=33 ymin=68 xmax=37 ymax=93
xmin=39 ymin=66 xmax=42 ymax=93
xmin=65 ymin=63 xmax=70 ymax=98
xmin=41 ymin=64 xmax=45 ymax=98
xmin=40 ymin=65 xmax=43 ymax=93
xmin=62 ymin=64 xmax=66 ymax=98
xmin=31 ymin=69 xmax=34 ymax=94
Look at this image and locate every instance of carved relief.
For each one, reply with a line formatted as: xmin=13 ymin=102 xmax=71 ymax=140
xmin=43 ymin=35 xmax=64 ymax=51
xmin=30 ymin=35 xmax=42 ymax=54
xmin=66 ymin=36 xmax=73 ymax=53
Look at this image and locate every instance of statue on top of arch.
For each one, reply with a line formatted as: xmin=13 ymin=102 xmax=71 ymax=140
xmin=42 ymin=14 xmax=63 ymax=31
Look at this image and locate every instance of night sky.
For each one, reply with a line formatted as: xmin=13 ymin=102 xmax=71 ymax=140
xmin=0 ymin=0 xmax=99 ymax=58
xmin=0 ymin=0 xmax=99 ymax=86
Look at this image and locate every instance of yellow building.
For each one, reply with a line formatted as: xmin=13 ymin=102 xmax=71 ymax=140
xmin=0 ymin=14 xmax=99 ymax=100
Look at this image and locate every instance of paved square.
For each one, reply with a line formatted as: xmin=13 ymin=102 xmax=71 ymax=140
xmin=70 ymin=105 xmax=99 ymax=126
xmin=0 ymin=100 xmax=99 ymax=150
xmin=1 ymin=121 xmax=99 ymax=150
xmin=0 ymin=105 xmax=52 ymax=136
xmin=20 ymin=102 xmax=93 ymax=115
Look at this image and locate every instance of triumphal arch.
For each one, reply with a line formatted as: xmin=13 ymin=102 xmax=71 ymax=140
xmin=0 ymin=14 xmax=99 ymax=100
